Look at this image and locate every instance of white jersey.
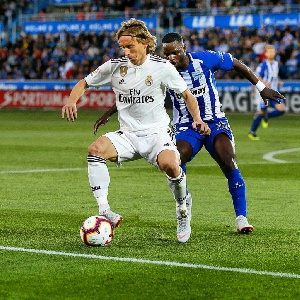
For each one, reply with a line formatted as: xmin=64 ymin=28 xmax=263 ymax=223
xmin=85 ymin=54 xmax=188 ymax=133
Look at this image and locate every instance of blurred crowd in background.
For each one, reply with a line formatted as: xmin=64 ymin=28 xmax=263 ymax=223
xmin=38 ymin=0 xmax=300 ymax=16
xmin=0 ymin=0 xmax=299 ymax=81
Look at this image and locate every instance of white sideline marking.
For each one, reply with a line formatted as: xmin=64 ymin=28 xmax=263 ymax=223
xmin=263 ymin=148 xmax=300 ymax=163
xmin=0 ymin=246 xmax=299 ymax=279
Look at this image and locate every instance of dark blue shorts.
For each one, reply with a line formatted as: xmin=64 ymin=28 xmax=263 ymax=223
xmin=260 ymin=99 xmax=284 ymax=111
xmin=174 ymin=118 xmax=234 ymax=161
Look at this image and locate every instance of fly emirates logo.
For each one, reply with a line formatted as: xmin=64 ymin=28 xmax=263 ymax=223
xmin=118 ymin=89 xmax=154 ymax=104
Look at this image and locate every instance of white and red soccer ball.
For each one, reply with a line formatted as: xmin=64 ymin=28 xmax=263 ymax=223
xmin=80 ymin=215 xmax=114 ymax=247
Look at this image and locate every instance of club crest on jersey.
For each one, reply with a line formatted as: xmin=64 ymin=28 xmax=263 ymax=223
xmin=191 ymin=70 xmax=203 ymax=81
xmin=91 ymin=67 xmax=101 ymax=77
xmin=120 ymin=66 xmax=128 ymax=77
xmin=145 ymin=75 xmax=153 ymax=86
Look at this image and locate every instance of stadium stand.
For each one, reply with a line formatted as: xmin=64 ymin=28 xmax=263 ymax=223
xmin=0 ymin=0 xmax=299 ymax=80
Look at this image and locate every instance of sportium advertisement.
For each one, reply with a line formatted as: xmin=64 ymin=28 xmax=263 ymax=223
xmin=0 ymin=81 xmax=299 ymax=113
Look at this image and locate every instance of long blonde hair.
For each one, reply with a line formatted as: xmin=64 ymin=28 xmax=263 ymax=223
xmin=115 ymin=18 xmax=157 ymax=54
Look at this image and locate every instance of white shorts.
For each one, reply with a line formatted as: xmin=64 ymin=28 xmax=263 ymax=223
xmin=255 ymin=90 xmax=266 ymax=111
xmin=104 ymin=127 xmax=180 ymax=169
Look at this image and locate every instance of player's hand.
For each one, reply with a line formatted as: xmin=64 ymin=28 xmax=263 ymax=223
xmin=93 ymin=112 xmax=111 ymax=135
xmin=62 ymin=104 xmax=77 ymax=121
xmin=260 ymin=88 xmax=286 ymax=106
xmin=192 ymin=120 xmax=211 ymax=135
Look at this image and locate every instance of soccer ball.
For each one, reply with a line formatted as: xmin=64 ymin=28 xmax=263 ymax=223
xmin=80 ymin=215 xmax=114 ymax=247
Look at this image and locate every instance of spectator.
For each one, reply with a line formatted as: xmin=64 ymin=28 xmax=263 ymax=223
xmin=285 ymin=50 xmax=298 ymax=78
xmin=1 ymin=23 xmax=299 ymax=80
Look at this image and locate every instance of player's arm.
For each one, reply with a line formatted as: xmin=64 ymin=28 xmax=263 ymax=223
xmin=232 ymin=58 xmax=286 ymax=105
xmin=181 ymin=89 xmax=211 ymax=135
xmin=257 ymin=75 xmax=270 ymax=87
xmin=93 ymin=103 xmax=117 ymax=135
xmin=62 ymin=79 xmax=89 ymax=121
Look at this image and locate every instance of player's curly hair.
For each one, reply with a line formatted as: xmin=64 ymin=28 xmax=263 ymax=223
xmin=162 ymin=32 xmax=183 ymax=44
xmin=115 ymin=18 xmax=157 ymax=54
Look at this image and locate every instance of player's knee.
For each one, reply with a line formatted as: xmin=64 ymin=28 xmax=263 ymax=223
xmin=276 ymin=103 xmax=285 ymax=112
xmin=88 ymin=143 xmax=100 ymax=156
xmin=220 ymin=155 xmax=236 ymax=172
xmin=164 ymin=165 xmax=181 ymax=178
xmin=158 ymin=157 xmax=179 ymax=176
xmin=88 ymin=139 xmax=106 ymax=156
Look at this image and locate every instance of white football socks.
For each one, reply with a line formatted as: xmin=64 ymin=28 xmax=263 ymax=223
xmin=166 ymin=168 xmax=187 ymax=211
xmin=87 ymin=155 xmax=110 ymax=213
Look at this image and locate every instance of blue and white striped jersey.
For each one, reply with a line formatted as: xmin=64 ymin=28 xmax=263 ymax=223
xmin=168 ymin=51 xmax=234 ymax=124
xmin=256 ymin=60 xmax=279 ymax=90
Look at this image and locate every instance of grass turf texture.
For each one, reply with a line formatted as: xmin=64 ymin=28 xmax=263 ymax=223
xmin=0 ymin=109 xmax=299 ymax=299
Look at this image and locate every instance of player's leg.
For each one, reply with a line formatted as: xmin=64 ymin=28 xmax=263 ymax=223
xmin=210 ymin=126 xmax=253 ymax=233
xmin=158 ymin=149 xmax=187 ymax=210
xmin=248 ymin=94 xmax=266 ymax=140
xmin=261 ymin=110 xmax=269 ymax=128
xmin=158 ymin=149 xmax=191 ymax=242
xmin=149 ymin=129 xmax=190 ymax=242
xmin=214 ymin=134 xmax=247 ymax=214
xmin=175 ymin=129 xmax=204 ymax=220
xmin=266 ymin=101 xmax=285 ymax=119
xmin=248 ymin=109 xmax=266 ymax=140
xmin=176 ymin=139 xmax=193 ymax=219
xmin=87 ymin=131 xmax=137 ymax=227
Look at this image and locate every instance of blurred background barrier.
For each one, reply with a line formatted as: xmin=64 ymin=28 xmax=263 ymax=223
xmin=0 ymin=81 xmax=299 ymax=112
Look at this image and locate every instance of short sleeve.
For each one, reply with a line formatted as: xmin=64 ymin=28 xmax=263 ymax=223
xmin=85 ymin=60 xmax=112 ymax=88
xmin=162 ymin=61 xmax=188 ymax=94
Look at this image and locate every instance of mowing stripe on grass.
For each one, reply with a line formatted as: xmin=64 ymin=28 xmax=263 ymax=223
xmin=0 ymin=160 xmax=298 ymax=175
xmin=1 ymin=147 xmax=298 ymax=175
xmin=0 ymin=168 xmax=86 ymax=174
xmin=1 ymin=246 xmax=299 ymax=279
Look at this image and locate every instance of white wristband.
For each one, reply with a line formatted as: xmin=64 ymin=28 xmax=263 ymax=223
xmin=255 ymin=80 xmax=266 ymax=92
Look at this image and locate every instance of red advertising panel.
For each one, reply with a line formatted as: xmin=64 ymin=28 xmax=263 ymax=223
xmin=0 ymin=90 xmax=116 ymax=108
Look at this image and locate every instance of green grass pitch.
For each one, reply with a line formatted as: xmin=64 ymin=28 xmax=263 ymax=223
xmin=0 ymin=109 xmax=299 ymax=299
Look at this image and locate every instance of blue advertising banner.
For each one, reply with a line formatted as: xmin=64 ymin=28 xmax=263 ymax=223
xmin=51 ymin=0 xmax=90 ymax=4
xmin=185 ymin=14 xmax=260 ymax=29
xmin=0 ymin=80 xmax=78 ymax=90
xmin=184 ymin=13 xmax=300 ymax=29
xmin=262 ymin=13 xmax=299 ymax=27
xmin=23 ymin=18 xmax=157 ymax=34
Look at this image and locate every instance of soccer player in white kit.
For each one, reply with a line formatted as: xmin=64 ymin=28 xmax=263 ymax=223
xmin=61 ymin=19 xmax=211 ymax=243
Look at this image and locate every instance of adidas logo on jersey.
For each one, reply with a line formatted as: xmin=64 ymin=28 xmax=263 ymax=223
xmin=119 ymin=79 xmax=125 ymax=84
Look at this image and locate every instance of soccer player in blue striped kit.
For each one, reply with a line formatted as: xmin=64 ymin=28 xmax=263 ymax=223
xmin=161 ymin=33 xmax=285 ymax=233
xmin=248 ymin=44 xmax=286 ymax=140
